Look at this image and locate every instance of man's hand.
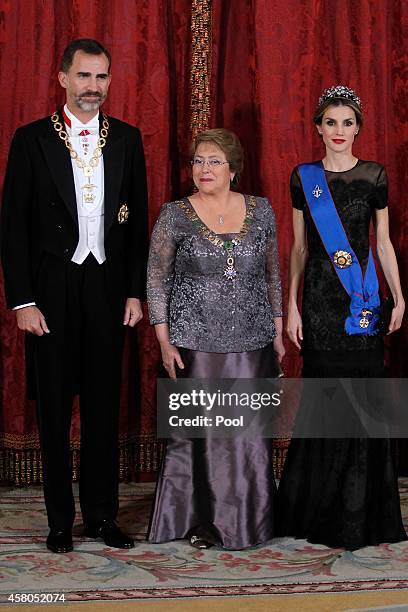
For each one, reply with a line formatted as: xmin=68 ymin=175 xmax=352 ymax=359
xmin=16 ymin=306 xmax=50 ymax=336
xmin=123 ymin=298 xmax=143 ymax=327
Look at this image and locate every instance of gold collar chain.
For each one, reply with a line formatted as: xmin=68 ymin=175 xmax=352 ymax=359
xmin=50 ymin=111 xmax=109 ymax=175
xmin=177 ymin=195 xmax=256 ymax=248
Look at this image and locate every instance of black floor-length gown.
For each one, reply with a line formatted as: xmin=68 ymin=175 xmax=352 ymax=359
xmin=277 ymin=161 xmax=407 ymax=550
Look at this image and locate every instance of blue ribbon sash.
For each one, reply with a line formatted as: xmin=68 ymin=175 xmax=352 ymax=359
xmin=298 ymin=161 xmax=380 ymax=335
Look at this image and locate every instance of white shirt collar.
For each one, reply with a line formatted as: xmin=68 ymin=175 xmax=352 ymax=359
xmin=63 ymin=104 xmax=100 ymax=135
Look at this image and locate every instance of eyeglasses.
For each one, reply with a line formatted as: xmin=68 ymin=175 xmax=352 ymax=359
xmin=190 ymin=158 xmax=229 ymax=168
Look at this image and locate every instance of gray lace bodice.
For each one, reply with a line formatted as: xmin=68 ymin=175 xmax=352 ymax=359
xmin=147 ymin=195 xmax=283 ymax=353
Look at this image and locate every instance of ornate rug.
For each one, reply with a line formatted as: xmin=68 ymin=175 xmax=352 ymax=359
xmin=1 ymin=481 xmax=408 ymax=602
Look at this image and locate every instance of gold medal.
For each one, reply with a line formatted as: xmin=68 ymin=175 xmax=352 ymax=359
xmin=333 ymin=250 xmax=352 ymax=269
xmin=359 ymin=308 xmax=373 ymax=329
xmin=83 ymin=192 xmax=96 ymax=204
xmin=118 ymin=203 xmax=129 ymax=224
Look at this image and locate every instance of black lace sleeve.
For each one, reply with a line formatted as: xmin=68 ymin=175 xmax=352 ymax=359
xmin=290 ymin=167 xmax=306 ymax=210
xmin=369 ymin=165 xmax=388 ymax=210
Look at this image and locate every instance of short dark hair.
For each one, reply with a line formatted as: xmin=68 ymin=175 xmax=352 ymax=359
xmin=192 ymin=128 xmax=244 ymax=185
xmin=60 ymin=39 xmax=111 ymax=73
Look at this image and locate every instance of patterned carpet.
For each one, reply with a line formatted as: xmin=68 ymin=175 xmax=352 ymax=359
xmin=1 ymin=481 xmax=408 ymax=603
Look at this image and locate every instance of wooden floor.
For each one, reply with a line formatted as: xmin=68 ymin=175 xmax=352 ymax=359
xmin=2 ymin=591 xmax=408 ymax=612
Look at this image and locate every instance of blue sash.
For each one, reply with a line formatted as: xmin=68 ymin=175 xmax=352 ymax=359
xmin=298 ymin=161 xmax=380 ymax=335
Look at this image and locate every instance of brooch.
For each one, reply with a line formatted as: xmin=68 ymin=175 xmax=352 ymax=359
xmin=118 ymin=203 xmax=129 ymax=224
xmin=312 ymin=185 xmax=323 ymax=198
xmin=333 ymin=250 xmax=352 ymax=268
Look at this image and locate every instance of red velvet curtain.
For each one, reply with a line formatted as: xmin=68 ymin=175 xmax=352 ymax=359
xmin=1 ymin=0 xmax=407 ymax=484
xmin=210 ymin=0 xmax=408 ymax=470
xmin=0 ymin=0 xmax=192 ymax=483
xmin=211 ymin=0 xmax=408 ymax=378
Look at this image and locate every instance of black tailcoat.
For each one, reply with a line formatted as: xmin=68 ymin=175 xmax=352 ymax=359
xmin=0 ymin=112 xmax=148 ymax=529
xmin=1 ymin=112 xmax=148 ymax=309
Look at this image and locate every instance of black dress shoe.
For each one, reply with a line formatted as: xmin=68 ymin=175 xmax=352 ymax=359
xmin=83 ymin=520 xmax=134 ymax=549
xmin=46 ymin=529 xmax=73 ymax=553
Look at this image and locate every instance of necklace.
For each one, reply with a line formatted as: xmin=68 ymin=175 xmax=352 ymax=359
xmin=219 ymin=215 xmax=224 ymax=225
xmin=50 ymin=111 xmax=109 ymax=205
xmin=177 ymin=196 xmax=256 ymax=281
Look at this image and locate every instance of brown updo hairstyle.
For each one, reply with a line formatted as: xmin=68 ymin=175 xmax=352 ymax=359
xmin=313 ymin=96 xmax=363 ymax=128
xmin=191 ymin=128 xmax=244 ymax=187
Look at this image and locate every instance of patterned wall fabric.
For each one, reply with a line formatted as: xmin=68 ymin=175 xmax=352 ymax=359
xmin=0 ymin=0 xmax=407 ymax=483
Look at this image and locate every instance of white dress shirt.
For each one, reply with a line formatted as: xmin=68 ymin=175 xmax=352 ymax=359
xmin=64 ymin=105 xmax=106 ymax=265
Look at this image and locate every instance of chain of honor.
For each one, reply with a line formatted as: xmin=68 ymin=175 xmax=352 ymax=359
xmin=51 ymin=111 xmax=109 ymax=205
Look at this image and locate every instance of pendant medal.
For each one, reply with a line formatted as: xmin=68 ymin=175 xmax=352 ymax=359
xmin=223 ymin=240 xmax=237 ymax=280
xmin=83 ymin=193 xmax=96 ymax=204
xmin=224 ymin=255 xmax=237 ymax=280
xmin=81 ymin=175 xmax=97 ymax=204
xmin=359 ymin=308 xmax=372 ymax=329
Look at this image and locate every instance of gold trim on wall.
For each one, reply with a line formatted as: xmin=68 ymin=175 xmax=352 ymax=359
xmin=272 ymin=438 xmax=290 ymax=480
xmin=189 ymin=0 xmax=290 ymax=476
xmin=0 ymin=435 xmax=289 ymax=485
xmin=190 ymin=0 xmax=212 ymax=137
xmin=0 ymin=435 xmax=163 ymax=486
xmin=1 ymin=0 xmax=291 ymax=487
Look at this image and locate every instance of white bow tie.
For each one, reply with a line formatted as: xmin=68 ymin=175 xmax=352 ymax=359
xmin=72 ymin=122 xmax=99 ymax=136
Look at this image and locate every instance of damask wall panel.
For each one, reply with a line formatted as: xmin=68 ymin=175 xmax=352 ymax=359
xmin=209 ymin=0 xmax=408 ymax=378
xmin=208 ymin=0 xmax=407 ymax=470
xmin=0 ymin=0 xmax=407 ymax=484
xmin=0 ymin=0 xmax=192 ymax=484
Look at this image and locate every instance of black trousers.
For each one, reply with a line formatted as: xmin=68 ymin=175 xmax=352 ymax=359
xmin=32 ymin=253 xmax=125 ymax=530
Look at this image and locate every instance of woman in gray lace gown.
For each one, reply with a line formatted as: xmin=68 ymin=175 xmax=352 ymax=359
xmin=146 ymin=129 xmax=284 ymax=549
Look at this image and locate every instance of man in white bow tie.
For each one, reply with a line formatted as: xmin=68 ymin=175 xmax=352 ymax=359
xmin=0 ymin=39 xmax=148 ymax=553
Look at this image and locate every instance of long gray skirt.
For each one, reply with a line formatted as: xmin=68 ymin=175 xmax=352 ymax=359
xmin=147 ymin=344 xmax=279 ymax=549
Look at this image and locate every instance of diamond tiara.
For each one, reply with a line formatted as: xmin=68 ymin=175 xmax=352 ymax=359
xmin=318 ymin=85 xmax=362 ymax=109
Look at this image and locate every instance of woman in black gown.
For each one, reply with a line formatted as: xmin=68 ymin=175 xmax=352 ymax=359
xmin=147 ymin=129 xmax=284 ymax=549
xmin=278 ymin=86 xmax=406 ymax=550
